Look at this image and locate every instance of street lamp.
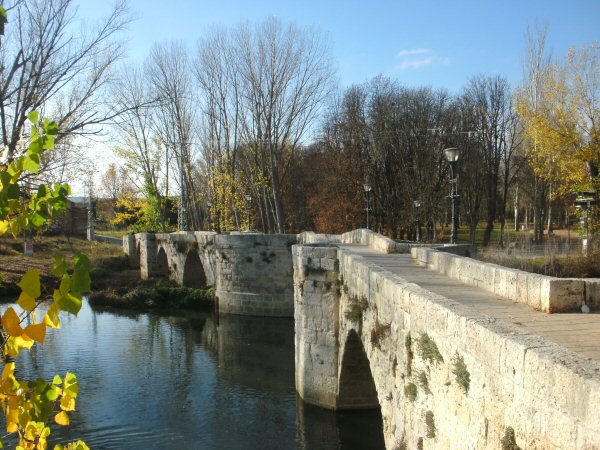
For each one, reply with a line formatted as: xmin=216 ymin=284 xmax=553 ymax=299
xmin=245 ymin=194 xmax=252 ymax=231
xmin=413 ymin=200 xmax=422 ymax=242
xmin=575 ymin=190 xmax=597 ymax=256
xmin=363 ymin=183 xmax=372 ymax=230
xmin=444 ymin=147 xmax=460 ymax=244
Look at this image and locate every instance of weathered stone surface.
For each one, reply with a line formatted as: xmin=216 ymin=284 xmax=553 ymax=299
xmin=586 ymin=279 xmax=600 ymax=309
xmin=126 ymin=231 xmax=295 ymax=317
xmin=293 ymin=241 xmax=600 ymax=450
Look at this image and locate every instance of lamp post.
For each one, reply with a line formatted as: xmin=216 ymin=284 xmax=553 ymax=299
xmin=575 ymin=190 xmax=597 ymax=256
xmin=363 ymin=183 xmax=372 ymax=230
xmin=245 ymin=194 xmax=252 ymax=231
xmin=444 ymin=147 xmax=460 ymax=244
xmin=414 ymin=200 xmax=422 ymax=242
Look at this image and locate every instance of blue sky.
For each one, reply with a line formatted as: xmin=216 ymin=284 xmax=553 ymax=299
xmin=78 ymin=0 xmax=599 ymax=92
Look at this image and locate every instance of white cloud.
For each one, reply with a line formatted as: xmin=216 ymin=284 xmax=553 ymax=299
xmin=397 ymin=48 xmax=432 ymax=57
xmin=397 ymin=57 xmax=434 ymax=70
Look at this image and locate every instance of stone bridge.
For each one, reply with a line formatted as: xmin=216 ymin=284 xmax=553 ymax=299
xmin=124 ymin=229 xmax=600 ymax=449
xmin=124 ymin=231 xmax=296 ymax=316
xmin=122 ymin=229 xmax=414 ymax=316
xmin=292 ymin=233 xmax=600 ymax=449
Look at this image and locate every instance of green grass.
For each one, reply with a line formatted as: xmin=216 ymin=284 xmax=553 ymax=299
xmin=430 ymin=220 xmax=583 ymax=246
xmin=94 ymin=229 xmax=131 ymax=238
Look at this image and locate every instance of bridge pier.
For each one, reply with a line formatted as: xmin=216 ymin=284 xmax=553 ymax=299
xmin=293 ymin=243 xmax=382 ymax=412
xmin=138 ymin=233 xmax=158 ymax=280
xmin=293 ymin=244 xmax=341 ymax=409
xmin=126 ymin=231 xmax=296 ymax=317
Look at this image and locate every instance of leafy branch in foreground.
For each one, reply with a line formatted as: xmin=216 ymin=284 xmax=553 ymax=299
xmin=0 ymin=111 xmax=90 ymax=449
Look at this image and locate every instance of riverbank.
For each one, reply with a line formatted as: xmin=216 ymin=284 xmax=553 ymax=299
xmin=0 ymin=236 xmax=214 ymax=311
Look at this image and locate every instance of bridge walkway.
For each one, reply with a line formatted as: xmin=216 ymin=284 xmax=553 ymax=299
xmin=340 ymin=244 xmax=600 ymax=362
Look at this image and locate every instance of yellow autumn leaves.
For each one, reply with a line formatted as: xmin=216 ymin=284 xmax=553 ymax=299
xmin=0 ymin=108 xmax=90 ymax=448
xmin=516 ymin=42 xmax=599 ymax=196
xmin=0 ymin=258 xmax=88 ymax=449
xmin=0 ymin=363 xmax=85 ymax=449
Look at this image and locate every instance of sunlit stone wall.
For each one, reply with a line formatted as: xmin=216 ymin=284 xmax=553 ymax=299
xmin=293 ymin=242 xmax=600 ymax=450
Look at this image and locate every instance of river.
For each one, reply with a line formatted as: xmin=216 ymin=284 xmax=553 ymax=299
xmin=4 ymin=301 xmax=385 ymax=449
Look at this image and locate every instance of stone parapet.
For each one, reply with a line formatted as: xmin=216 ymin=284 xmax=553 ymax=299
xmin=411 ymin=246 xmax=590 ymax=313
xmin=340 ymin=228 xmax=413 ymax=253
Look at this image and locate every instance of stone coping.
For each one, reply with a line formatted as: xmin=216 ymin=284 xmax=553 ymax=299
xmin=411 ymin=246 xmax=599 ymax=313
xmin=298 ymin=229 xmax=413 ymax=253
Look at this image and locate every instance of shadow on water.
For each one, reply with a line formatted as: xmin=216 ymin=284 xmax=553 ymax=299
xmin=1 ymin=301 xmax=385 ymax=450
xmin=297 ymin=402 xmax=386 ymax=450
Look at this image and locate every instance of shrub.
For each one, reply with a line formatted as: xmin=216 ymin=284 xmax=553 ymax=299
xmin=452 ymin=353 xmax=471 ymax=393
xmin=417 ymin=332 xmax=444 ymax=365
xmin=404 ymin=383 xmax=417 ymax=402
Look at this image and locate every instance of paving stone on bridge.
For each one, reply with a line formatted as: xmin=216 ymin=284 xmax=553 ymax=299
xmin=340 ymin=244 xmax=600 ymax=362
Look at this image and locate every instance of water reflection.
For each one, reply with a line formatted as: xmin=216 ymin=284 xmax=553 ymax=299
xmin=2 ymin=302 xmax=384 ymax=449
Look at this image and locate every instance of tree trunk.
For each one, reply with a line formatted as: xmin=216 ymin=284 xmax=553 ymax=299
xmin=514 ymin=184 xmax=519 ymax=231
xmin=469 ymin=224 xmax=477 ymax=244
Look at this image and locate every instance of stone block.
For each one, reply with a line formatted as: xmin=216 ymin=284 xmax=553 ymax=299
xmin=585 ymin=279 xmax=600 ymax=310
xmin=546 ymin=278 xmax=584 ymax=313
xmin=525 ymin=274 xmax=543 ymax=310
xmin=516 ymin=271 xmax=529 ymax=306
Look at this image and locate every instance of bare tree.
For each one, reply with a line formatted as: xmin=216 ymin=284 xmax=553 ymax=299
xmin=517 ymin=23 xmax=553 ymax=242
xmin=0 ymin=0 xmax=130 ymax=161
xmin=318 ymin=77 xmax=455 ymax=239
xmin=463 ymin=75 xmax=520 ymax=246
xmin=194 ymin=27 xmax=243 ymax=231
xmin=146 ymin=41 xmax=200 ymax=230
xmin=99 ymin=162 xmax=133 ymax=203
xmin=111 ymin=62 xmax=168 ymax=231
xmin=194 ymin=18 xmax=335 ymax=233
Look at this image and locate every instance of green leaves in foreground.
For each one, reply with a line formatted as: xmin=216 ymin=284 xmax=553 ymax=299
xmin=0 ymin=113 xmax=69 ymax=238
xmin=0 ymin=106 xmax=90 ymax=448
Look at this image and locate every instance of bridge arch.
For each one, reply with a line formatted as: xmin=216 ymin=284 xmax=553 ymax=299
xmin=156 ymin=247 xmax=170 ymax=278
xmin=182 ymin=250 xmax=207 ymax=288
xmin=337 ymin=329 xmax=380 ymax=410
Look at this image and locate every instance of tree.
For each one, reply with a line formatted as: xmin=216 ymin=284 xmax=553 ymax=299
xmin=0 ymin=0 xmax=130 ymax=161
xmin=462 ymin=75 xmax=521 ymax=246
xmin=515 ymin=24 xmax=554 ymax=242
xmin=0 ymin=8 xmax=90 ymax=447
xmin=146 ymin=41 xmax=201 ymax=231
xmin=100 ymin=162 xmax=131 ymax=203
xmin=517 ymin=41 xmax=599 ymax=195
xmin=194 ymin=18 xmax=335 ymax=233
xmin=111 ymin=62 xmax=171 ymax=231
xmin=0 ymin=111 xmax=89 ymax=450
